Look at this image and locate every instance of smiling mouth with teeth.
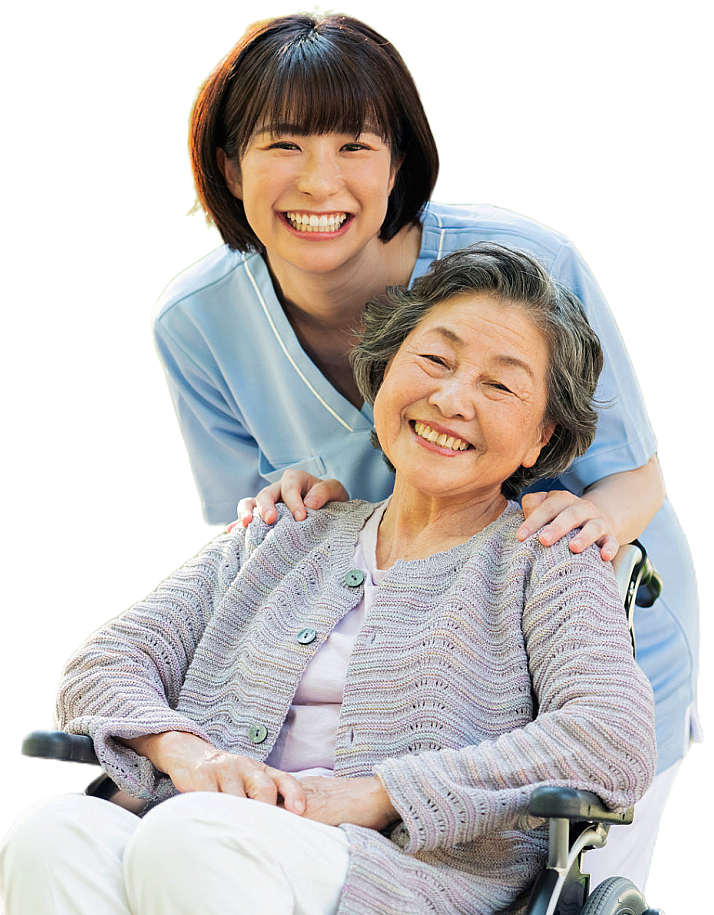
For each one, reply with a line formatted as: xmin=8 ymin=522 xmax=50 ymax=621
xmin=285 ymin=212 xmax=348 ymax=233
xmin=413 ymin=421 xmax=472 ymax=452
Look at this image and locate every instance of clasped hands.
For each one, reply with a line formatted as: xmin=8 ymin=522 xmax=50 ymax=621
xmin=122 ymin=731 xmax=398 ymax=831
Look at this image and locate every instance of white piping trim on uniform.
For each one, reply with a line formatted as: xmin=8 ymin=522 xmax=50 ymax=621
xmin=432 ymin=207 xmax=446 ymax=261
xmin=244 ymin=259 xmax=355 ymax=432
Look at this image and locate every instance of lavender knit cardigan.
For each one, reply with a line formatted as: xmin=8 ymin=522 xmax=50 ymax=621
xmin=57 ymin=500 xmax=656 ymax=915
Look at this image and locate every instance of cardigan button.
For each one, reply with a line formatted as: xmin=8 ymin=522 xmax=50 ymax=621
xmin=344 ymin=568 xmax=365 ymax=587
xmin=390 ymin=823 xmax=409 ymax=848
xmin=248 ymin=724 xmax=268 ymax=744
xmin=297 ymin=627 xmax=317 ymax=645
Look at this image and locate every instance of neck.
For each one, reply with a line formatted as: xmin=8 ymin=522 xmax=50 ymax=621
xmin=376 ymin=478 xmax=508 ymax=568
xmin=265 ymin=223 xmax=421 ymax=408
xmin=267 ymin=222 xmax=421 ymax=329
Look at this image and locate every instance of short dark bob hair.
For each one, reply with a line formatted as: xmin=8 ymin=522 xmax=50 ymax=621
xmin=351 ymin=243 xmax=604 ymax=499
xmin=189 ymin=13 xmax=439 ymax=251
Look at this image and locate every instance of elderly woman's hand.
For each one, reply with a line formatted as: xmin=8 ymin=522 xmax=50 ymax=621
xmin=296 ymin=775 xmax=398 ymax=831
xmin=122 ymin=732 xmax=306 ymax=813
xmin=230 ymin=470 xmax=349 ymax=529
xmin=517 ymin=491 xmax=619 ymax=560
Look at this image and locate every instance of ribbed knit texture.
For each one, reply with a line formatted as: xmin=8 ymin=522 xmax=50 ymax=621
xmin=57 ymin=501 xmax=656 ymax=914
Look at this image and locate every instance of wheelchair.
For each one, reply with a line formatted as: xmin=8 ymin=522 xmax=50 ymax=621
xmin=21 ymin=542 xmax=664 ymax=915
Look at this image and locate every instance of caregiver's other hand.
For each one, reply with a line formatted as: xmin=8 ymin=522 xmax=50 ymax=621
xmin=232 ymin=471 xmax=349 ymax=529
xmin=122 ymin=732 xmax=306 ymax=813
xmin=517 ymin=490 xmax=620 ymax=561
xmin=297 ymin=775 xmax=398 ymax=831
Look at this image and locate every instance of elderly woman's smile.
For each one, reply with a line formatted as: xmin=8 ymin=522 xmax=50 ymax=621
xmin=373 ymin=293 xmax=554 ymax=509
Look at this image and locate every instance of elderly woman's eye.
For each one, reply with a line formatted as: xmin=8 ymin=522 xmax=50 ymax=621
xmin=488 ymin=381 xmax=512 ymax=393
xmin=421 ymin=354 xmax=448 ymax=367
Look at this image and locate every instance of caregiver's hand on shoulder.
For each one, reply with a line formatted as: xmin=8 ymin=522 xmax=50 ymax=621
xmin=297 ymin=775 xmax=398 ymax=830
xmin=121 ymin=732 xmax=306 ymax=813
xmin=231 ymin=470 xmax=349 ymax=529
xmin=517 ymin=490 xmax=620 ymax=561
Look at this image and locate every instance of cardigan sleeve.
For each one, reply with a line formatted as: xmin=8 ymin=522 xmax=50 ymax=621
xmin=374 ymin=540 xmax=657 ymax=854
xmin=55 ymin=529 xmax=250 ymax=798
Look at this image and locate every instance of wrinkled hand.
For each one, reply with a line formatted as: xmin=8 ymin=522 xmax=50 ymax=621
xmin=126 ymin=732 xmax=306 ymax=813
xmin=297 ymin=775 xmax=398 ymax=831
xmin=230 ymin=470 xmax=349 ymax=530
xmin=517 ymin=491 xmax=620 ymax=561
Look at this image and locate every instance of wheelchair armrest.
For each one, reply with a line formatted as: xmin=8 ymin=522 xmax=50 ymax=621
xmin=528 ymin=786 xmax=634 ymax=825
xmin=22 ymin=730 xmax=99 ymax=765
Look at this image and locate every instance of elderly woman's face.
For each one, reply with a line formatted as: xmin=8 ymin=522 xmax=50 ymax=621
xmin=373 ymin=294 xmax=554 ymax=502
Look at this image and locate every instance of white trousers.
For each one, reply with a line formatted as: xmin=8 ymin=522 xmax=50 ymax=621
xmin=583 ymin=760 xmax=680 ymax=892
xmin=1 ymin=761 xmax=679 ymax=913
xmin=0 ymin=792 xmax=351 ymax=915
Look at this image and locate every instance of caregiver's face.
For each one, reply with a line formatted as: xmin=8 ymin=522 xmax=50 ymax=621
xmin=225 ymin=127 xmax=397 ymax=277
xmin=373 ymin=294 xmax=554 ymax=502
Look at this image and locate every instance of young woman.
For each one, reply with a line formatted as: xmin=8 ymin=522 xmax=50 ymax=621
xmin=151 ymin=12 xmax=698 ymax=890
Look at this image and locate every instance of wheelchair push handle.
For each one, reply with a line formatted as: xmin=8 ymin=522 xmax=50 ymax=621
xmin=635 ymin=552 xmax=662 ymax=608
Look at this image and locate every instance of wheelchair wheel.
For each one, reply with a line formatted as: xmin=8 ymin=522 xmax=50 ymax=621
xmin=581 ymin=877 xmax=649 ymax=914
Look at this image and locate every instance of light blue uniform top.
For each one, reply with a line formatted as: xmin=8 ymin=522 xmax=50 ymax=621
xmin=153 ymin=201 xmax=699 ymax=772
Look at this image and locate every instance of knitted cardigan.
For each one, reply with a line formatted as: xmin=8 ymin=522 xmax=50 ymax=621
xmin=57 ymin=500 xmax=656 ymax=915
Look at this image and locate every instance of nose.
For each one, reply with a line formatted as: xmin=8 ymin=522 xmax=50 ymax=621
xmin=428 ymin=377 xmax=477 ymax=420
xmin=295 ymin=145 xmax=342 ymax=199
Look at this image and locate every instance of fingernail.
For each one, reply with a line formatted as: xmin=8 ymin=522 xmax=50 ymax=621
xmin=295 ymin=798 xmax=305 ymax=814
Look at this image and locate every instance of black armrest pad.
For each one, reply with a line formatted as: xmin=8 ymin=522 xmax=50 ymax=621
xmin=528 ymin=786 xmax=634 ymax=825
xmin=22 ymin=730 xmax=99 ymax=765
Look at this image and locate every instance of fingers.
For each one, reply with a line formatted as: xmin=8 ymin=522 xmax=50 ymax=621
xmin=303 ymin=478 xmax=349 ymax=511
xmin=276 ymin=471 xmax=318 ymax=522
xmin=517 ymin=490 xmax=576 ymax=541
xmin=236 ymin=497 xmax=258 ymax=528
xmin=517 ymin=490 xmax=618 ymax=559
xmin=268 ymin=768 xmax=306 ymax=815
xmin=235 ymin=472 xmax=349 ymax=528
xmin=239 ymin=767 xmax=279 ymax=804
xmin=569 ymin=528 xmax=620 ymax=562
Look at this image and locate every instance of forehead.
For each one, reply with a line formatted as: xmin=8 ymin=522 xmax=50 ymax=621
xmin=415 ymin=292 xmax=545 ymax=345
xmin=411 ymin=293 xmax=550 ymax=371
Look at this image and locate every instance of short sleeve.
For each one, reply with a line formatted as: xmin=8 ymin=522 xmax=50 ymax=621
xmin=153 ymin=308 xmax=264 ymax=523
xmin=546 ymin=242 xmax=657 ymax=492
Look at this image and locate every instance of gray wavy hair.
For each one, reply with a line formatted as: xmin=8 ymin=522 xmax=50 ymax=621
xmin=351 ymin=243 xmax=604 ymax=499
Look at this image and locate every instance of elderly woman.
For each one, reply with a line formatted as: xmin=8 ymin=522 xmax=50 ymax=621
xmin=1 ymin=245 xmax=656 ymax=915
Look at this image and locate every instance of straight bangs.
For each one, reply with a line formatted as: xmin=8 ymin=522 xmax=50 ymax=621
xmin=225 ymin=30 xmax=398 ymax=157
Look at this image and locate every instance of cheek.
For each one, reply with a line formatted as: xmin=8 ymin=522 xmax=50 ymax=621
xmin=372 ymin=373 xmax=410 ymax=452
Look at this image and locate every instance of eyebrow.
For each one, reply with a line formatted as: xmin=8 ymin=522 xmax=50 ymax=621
xmin=429 ymin=326 xmax=536 ymax=379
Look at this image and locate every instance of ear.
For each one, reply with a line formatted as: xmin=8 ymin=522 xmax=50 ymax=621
xmin=521 ymin=421 xmax=556 ymax=469
xmin=217 ymin=148 xmax=242 ymax=200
